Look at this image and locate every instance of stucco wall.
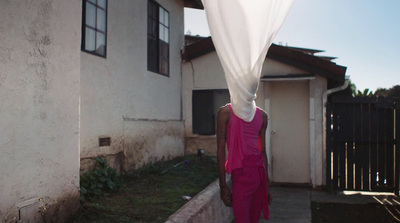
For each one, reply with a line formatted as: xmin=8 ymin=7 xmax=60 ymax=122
xmin=261 ymin=58 xmax=306 ymax=76
xmin=309 ymin=75 xmax=327 ymax=187
xmin=182 ymin=51 xmax=225 ymax=155
xmin=122 ymin=120 xmax=185 ymax=170
xmin=187 ymin=51 xmax=228 ymax=90
xmin=80 ymin=0 xmax=185 ymax=172
xmin=183 ymin=51 xmax=228 ymax=136
xmin=0 ymin=0 xmax=81 ymax=221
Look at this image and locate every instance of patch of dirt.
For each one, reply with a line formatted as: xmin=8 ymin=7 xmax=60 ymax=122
xmin=312 ymin=202 xmax=400 ymax=223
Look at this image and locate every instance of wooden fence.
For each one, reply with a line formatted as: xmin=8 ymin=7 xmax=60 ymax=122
xmin=326 ymin=96 xmax=400 ymax=194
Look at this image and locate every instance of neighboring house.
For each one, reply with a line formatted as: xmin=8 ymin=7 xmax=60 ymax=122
xmin=0 ymin=0 xmax=202 ymax=221
xmin=182 ymin=36 xmax=347 ymax=188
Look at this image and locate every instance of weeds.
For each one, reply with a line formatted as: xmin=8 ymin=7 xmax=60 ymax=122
xmin=68 ymin=155 xmax=218 ymax=223
xmin=80 ymin=157 xmax=122 ymax=202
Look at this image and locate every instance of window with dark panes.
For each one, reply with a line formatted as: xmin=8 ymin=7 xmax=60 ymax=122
xmin=82 ymin=0 xmax=107 ymax=57
xmin=192 ymin=90 xmax=230 ymax=135
xmin=148 ymin=1 xmax=169 ymax=76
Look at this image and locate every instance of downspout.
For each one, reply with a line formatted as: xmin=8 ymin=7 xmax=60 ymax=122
xmin=180 ymin=46 xmax=185 ymax=121
xmin=321 ymin=76 xmax=350 ymax=185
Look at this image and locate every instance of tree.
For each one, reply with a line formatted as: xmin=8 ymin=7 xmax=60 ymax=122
xmin=354 ymin=88 xmax=374 ymax=97
xmin=333 ymin=79 xmax=373 ymax=97
xmin=375 ymin=85 xmax=400 ymax=100
xmin=330 ymin=79 xmax=356 ymax=97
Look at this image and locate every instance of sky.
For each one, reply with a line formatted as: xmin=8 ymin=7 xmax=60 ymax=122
xmin=184 ymin=0 xmax=400 ymax=92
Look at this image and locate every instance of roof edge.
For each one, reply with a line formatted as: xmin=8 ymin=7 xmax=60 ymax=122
xmin=182 ymin=37 xmax=214 ymax=61
xmin=184 ymin=0 xmax=204 ymax=9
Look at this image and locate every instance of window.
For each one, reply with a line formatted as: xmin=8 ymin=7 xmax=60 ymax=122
xmin=192 ymin=90 xmax=230 ymax=135
xmin=82 ymin=0 xmax=107 ymax=57
xmin=148 ymin=1 xmax=169 ymax=76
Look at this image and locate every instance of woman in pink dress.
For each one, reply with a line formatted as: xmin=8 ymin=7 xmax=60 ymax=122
xmin=216 ymin=103 xmax=271 ymax=223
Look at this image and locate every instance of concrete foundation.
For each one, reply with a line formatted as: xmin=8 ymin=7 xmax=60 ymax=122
xmin=166 ymin=177 xmax=233 ymax=223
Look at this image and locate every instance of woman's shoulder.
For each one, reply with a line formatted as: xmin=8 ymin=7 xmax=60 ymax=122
xmin=218 ymin=104 xmax=231 ymax=115
xmin=217 ymin=104 xmax=231 ymax=123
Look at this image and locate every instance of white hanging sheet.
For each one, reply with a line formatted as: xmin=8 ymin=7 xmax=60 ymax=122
xmin=201 ymin=0 xmax=294 ymax=121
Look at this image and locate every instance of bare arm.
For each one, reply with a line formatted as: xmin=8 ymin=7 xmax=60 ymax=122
xmin=259 ymin=110 xmax=272 ymax=204
xmin=216 ymin=105 xmax=232 ymax=207
xmin=259 ymin=110 xmax=269 ymax=174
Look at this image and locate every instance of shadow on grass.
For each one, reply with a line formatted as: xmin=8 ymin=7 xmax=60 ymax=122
xmin=67 ymin=155 xmax=218 ymax=223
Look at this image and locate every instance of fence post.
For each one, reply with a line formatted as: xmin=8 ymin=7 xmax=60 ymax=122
xmin=326 ymin=102 xmax=332 ymax=191
xmin=395 ymin=102 xmax=400 ymax=195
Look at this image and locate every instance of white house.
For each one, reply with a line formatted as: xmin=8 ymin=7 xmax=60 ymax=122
xmin=0 ymin=0 xmax=202 ymax=221
xmin=182 ymin=36 xmax=347 ymax=188
xmin=79 ymin=0 xmax=201 ymax=173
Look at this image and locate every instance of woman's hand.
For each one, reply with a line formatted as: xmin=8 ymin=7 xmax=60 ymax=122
xmin=268 ymin=192 xmax=272 ymax=205
xmin=220 ymin=186 xmax=233 ymax=207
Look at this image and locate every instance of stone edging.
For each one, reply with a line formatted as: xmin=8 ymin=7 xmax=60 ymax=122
xmin=165 ymin=175 xmax=233 ymax=223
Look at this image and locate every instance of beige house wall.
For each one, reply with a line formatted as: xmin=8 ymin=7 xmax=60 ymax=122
xmin=80 ymin=0 xmax=186 ymax=172
xmin=261 ymin=58 xmax=307 ymax=76
xmin=183 ymin=51 xmax=227 ymax=155
xmin=0 ymin=0 xmax=81 ymax=221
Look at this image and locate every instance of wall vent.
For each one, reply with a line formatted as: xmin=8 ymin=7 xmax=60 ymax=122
xmin=99 ymin=137 xmax=111 ymax=147
xmin=16 ymin=198 xmax=43 ymax=223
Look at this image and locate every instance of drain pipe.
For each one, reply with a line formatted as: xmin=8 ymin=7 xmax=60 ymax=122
xmin=321 ymin=76 xmax=350 ymax=185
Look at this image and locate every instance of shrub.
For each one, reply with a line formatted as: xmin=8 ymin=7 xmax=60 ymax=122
xmin=80 ymin=157 xmax=122 ymax=202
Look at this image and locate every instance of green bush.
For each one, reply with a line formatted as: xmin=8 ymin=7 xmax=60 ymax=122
xmin=80 ymin=157 xmax=122 ymax=202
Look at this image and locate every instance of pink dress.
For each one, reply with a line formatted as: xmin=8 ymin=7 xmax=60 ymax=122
xmin=225 ymin=104 xmax=263 ymax=174
xmin=225 ymin=104 xmax=269 ymax=222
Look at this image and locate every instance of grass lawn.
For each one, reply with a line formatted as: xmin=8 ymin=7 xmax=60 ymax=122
xmin=312 ymin=201 xmax=400 ymax=223
xmin=67 ymin=155 xmax=218 ymax=223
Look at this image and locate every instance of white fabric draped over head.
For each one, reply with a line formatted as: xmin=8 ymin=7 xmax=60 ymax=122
xmin=201 ymin=0 xmax=294 ymax=121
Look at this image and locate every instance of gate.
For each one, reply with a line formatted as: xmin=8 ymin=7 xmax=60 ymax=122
xmin=326 ymin=96 xmax=400 ymax=194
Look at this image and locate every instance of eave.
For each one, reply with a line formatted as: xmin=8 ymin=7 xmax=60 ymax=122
xmin=184 ymin=0 xmax=204 ymax=9
xmin=267 ymin=44 xmax=347 ymax=85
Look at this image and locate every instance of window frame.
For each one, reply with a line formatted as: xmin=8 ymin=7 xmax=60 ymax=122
xmin=147 ymin=0 xmax=170 ymax=76
xmin=81 ymin=0 xmax=108 ymax=58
